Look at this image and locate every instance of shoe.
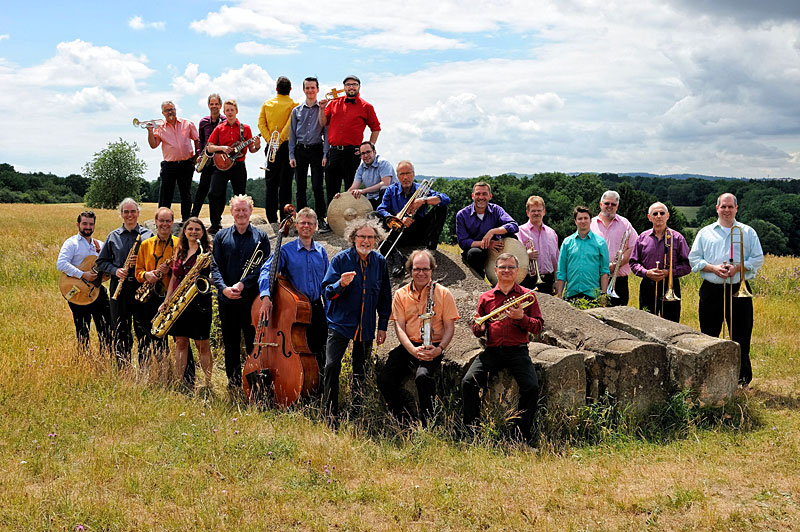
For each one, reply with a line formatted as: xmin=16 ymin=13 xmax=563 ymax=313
xmin=209 ymin=225 xmax=222 ymax=235
xmin=318 ymin=221 xmax=332 ymax=234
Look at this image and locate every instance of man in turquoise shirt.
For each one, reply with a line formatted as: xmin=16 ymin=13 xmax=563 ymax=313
xmin=556 ymin=206 xmax=610 ymax=302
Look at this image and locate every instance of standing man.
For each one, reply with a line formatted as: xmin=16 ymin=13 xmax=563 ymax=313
xmin=206 ymin=99 xmax=261 ymax=233
xmin=56 ymin=210 xmax=112 ymax=353
xmin=689 ymin=193 xmax=763 ymax=386
xmin=319 ymin=75 xmax=381 ymax=204
xmin=211 ymin=195 xmax=270 ymax=390
xmin=556 ymin=206 xmax=610 ymax=303
xmin=258 ymin=207 xmax=330 ymax=383
xmin=95 ymin=198 xmax=153 ymax=366
xmin=517 ymin=195 xmax=559 ymax=294
xmin=629 ymin=202 xmax=691 ymax=322
xmin=258 ymin=76 xmax=298 ymax=223
xmin=377 ymin=250 xmax=458 ymax=425
xmin=590 ymin=190 xmax=638 ymax=306
xmin=289 ymin=77 xmax=331 ymax=232
xmin=321 ymin=218 xmax=392 ymax=425
xmin=146 ymin=101 xmax=200 ymax=223
xmin=463 ymin=253 xmax=543 ymax=444
xmin=455 ymin=181 xmax=519 ymax=278
xmin=191 ymin=93 xmax=225 ymax=218
xmin=342 ymin=142 xmax=396 ymax=209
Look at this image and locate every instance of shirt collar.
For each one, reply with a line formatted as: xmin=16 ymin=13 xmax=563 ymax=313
xmin=491 ymin=283 xmax=523 ymax=297
xmin=293 ymin=238 xmax=319 ymax=252
xmin=363 ymin=154 xmax=381 ymax=169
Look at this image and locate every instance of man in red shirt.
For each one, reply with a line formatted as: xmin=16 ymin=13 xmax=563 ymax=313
xmin=318 ymin=75 xmax=381 ymax=205
xmin=462 ymin=252 xmax=543 ymax=443
xmin=205 ymin=99 xmax=261 ymax=232
xmin=146 ymin=101 xmax=199 ymax=223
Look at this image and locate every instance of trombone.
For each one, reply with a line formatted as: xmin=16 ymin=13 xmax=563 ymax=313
xmin=378 ymin=180 xmax=431 ymax=258
xmin=662 ymin=229 xmax=680 ymax=304
xmin=132 ymin=118 xmax=164 ymax=129
xmin=722 ymin=225 xmax=752 ymax=340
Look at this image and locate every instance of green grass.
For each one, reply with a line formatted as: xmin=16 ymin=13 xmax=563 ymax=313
xmin=1 ymin=204 xmax=799 ymax=531
xmin=675 ymin=205 xmax=701 ymax=225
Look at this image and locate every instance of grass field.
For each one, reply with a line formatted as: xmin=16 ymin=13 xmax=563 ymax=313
xmin=675 ymin=205 xmax=701 ymax=225
xmin=1 ymin=203 xmax=799 ymax=531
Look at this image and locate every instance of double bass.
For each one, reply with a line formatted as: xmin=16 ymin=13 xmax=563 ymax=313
xmin=242 ymin=206 xmax=320 ymax=405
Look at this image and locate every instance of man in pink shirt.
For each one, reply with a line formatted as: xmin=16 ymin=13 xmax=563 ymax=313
xmin=147 ymin=101 xmax=200 ymax=224
xmin=590 ymin=190 xmax=638 ymax=306
xmin=517 ymin=195 xmax=559 ymax=294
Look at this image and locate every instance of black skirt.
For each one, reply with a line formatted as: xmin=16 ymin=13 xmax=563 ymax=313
xmin=168 ymin=292 xmax=212 ymax=340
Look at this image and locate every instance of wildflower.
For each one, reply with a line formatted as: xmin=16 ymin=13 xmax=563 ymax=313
xmin=232 ymin=418 xmax=237 ymax=422
xmin=76 ymin=526 xmax=84 ymax=531
xmin=234 ymin=430 xmax=239 ymax=435
xmin=268 ymin=451 xmax=273 ymax=457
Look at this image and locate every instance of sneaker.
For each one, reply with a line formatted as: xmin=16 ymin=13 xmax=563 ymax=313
xmin=318 ymin=221 xmax=332 ymax=234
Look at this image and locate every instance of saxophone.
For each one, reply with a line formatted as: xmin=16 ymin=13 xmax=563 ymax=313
xmin=151 ymin=242 xmax=212 ymax=338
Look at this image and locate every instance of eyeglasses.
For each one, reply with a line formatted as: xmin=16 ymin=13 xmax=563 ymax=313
xmin=344 ymin=82 xmax=359 ymax=87
xmin=296 ymin=221 xmax=315 ymax=226
xmin=651 ymin=211 xmax=667 ymax=216
xmin=359 ymin=150 xmax=373 ymax=156
xmin=162 ymin=108 xmax=176 ymax=113
xmin=355 ymin=234 xmax=375 ymax=240
xmin=412 ymin=267 xmax=431 ymax=273
xmin=603 ymin=202 xmax=617 ymax=207
xmin=496 ymin=265 xmax=518 ymax=271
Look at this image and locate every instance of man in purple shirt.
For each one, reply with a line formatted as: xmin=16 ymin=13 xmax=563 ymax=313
xmin=629 ymin=202 xmax=691 ymax=322
xmin=191 ymin=93 xmax=225 ymax=219
xmin=455 ymin=182 xmax=518 ymax=278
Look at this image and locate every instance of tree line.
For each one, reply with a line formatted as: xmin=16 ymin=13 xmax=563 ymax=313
xmin=2 ymin=139 xmax=798 ymax=256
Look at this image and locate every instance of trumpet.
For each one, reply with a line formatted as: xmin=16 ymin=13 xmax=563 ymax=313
xmin=473 ymin=291 xmax=537 ymax=326
xmin=325 ymin=87 xmax=346 ymax=100
xmin=241 ymin=244 xmax=264 ymax=281
xmin=132 ymin=118 xmax=164 ymax=129
xmin=260 ymin=130 xmax=281 ymax=171
xmin=607 ymin=229 xmax=631 ymax=298
xmin=662 ymin=229 xmax=680 ymax=303
xmin=524 ymin=239 xmax=545 ymax=290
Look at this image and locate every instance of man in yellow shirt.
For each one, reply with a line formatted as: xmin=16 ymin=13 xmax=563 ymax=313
xmin=258 ymin=76 xmax=298 ymax=223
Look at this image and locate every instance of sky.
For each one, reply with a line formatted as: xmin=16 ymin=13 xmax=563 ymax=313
xmin=1 ymin=0 xmax=799 ymax=181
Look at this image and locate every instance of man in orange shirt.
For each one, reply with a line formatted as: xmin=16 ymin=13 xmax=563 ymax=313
xmin=146 ymin=101 xmax=200 ymax=223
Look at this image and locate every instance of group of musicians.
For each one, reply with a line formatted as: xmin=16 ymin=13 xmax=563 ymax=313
xmin=56 ymin=75 xmax=765 ymax=441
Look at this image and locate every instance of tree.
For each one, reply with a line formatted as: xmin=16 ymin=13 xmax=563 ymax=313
xmin=83 ymin=139 xmax=146 ymax=209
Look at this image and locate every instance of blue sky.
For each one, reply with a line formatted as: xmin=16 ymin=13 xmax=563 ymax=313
xmin=2 ymin=0 xmax=799 ymax=181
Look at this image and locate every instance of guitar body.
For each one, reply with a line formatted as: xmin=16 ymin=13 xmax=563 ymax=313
xmin=212 ymin=152 xmax=233 ymax=171
xmin=243 ymin=276 xmax=319 ymax=406
xmin=59 ymin=255 xmax=110 ymax=305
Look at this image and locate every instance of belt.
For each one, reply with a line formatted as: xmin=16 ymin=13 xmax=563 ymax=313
xmin=297 ymin=142 xmax=322 ymax=149
xmin=330 ymin=145 xmax=358 ymax=151
xmin=162 ymin=158 xmax=193 ymax=164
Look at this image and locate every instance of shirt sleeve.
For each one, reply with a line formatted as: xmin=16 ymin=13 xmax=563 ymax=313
xmin=376 ymin=188 xmax=393 ymax=218
xmin=210 ymin=233 xmax=228 ymax=292
xmin=95 ymin=236 xmax=117 ymax=274
xmin=556 ymin=240 xmax=568 ymax=282
xmin=673 ymin=233 xmax=692 ymax=278
xmin=599 ymin=238 xmax=611 ymax=276
xmin=456 ymin=210 xmax=473 ymax=251
xmin=257 ymin=103 xmax=269 ymax=139
xmin=440 ymin=288 xmax=460 ymax=322
xmin=56 ymin=238 xmax=83 ymax=278
xmin=366 ymin=103 xmax=381 ymax=132
xmin=688 ymin=228 xmax=708 ymax=273
xmin=134 ymin=239 xmax=149 ymax=283
xmin=430 ymin=189 xmax=450 ymax=206
xmin=377 ymin=257 xmax=392 ymax=331
xmin=288 ymin=108 xmax=297 ymax=160
xmin=189 ymin=121 xmax=199 ymax=141
xmin=207 ymin=126 xmax=220 ymax=146
xmin=744 ymin=226 xmax=765 ymax=275
xmin=496 ymin=206 xmax=519 ymax=235
xmin=629 ymin=238 xmax=646 ymax=277
xmin=322 ymin=253 xmax=346 ymax=301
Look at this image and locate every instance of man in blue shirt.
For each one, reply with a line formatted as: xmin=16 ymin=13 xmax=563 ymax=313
xmin=56 ymin=210 xmax=112 ymax=354
xmin=337 ymin=141 xmax=396 ymax=210
xmin=321 ymin=217 xmax=392 ymax=424
xmin=377 ymin=160 xmax=450 ymax=276
xmin=289 ymin=77 xmax=331 ymax=233
xmin=211 ymin=194 xmax=270 ymax=390
xmin=258 ymin=207 xmax=330 ymax=385
xmin=455 ymin=181 xmax=518 ymax=278
xmin=556 ymin=205 xmax=610 ymax=304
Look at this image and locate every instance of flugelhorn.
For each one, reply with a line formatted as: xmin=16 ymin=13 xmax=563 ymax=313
xmin=325 ymin=87 xmax=346 ymax=100
xmin=473 ymin=291 xmax=537 ymax=326
xmin=260 ymin=130 xmax=280 ymax=171
xmin=132 ymin=118 xmax=164 ymax=129
xmin=607 ymin=229 xmax=631 ymax=298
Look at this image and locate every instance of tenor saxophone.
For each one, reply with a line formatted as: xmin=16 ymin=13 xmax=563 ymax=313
xmin=151 ymin=243 xmax=212 ymax=338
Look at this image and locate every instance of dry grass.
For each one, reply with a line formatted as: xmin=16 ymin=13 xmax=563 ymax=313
xmin=1 ymin=204 xmax=799 ymax=531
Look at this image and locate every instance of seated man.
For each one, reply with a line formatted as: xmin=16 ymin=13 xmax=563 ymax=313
xmin=462 ymin=252 xmax=543 ymax=443
xmin=556 ymin=206 xmax=610 ymax=304
xmin=339 ymin=141 xmax=396 ymax=210
xmin=377 ymin=249 xmax=458 ymax=425
xmin=376 ymin=160 xmax=450 ymax=276
xmin=455 ymin=181 xmax=518 ymax=278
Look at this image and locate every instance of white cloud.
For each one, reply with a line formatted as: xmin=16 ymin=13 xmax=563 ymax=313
xmin=190 ymin=6 xmax=303 ymax=41
xmin=128 ymin=16 xmax=165 ymax=31
xmin=171 ymin=62 xmax=275 ymax=109
xmin=234 ymin=41 xmax=299 ymax=56
xmin=0 ymin=34 xmax=9 ymax=41
xmin=353 ymin=30 xmax=468 ymax=52
xmin=53 ymin=87 xmax=120 ymax=112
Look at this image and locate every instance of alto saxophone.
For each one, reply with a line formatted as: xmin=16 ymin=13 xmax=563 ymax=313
xmin=151 ymin=242 xmax=212 ymax=338
xmin=135 ymin=257 xmax=173 ymax=303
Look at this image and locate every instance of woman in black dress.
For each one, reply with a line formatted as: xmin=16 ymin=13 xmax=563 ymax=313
xmin=161 ymin=217 xmax=213 ymax=388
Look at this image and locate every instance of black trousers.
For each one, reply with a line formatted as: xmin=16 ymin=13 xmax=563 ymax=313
xmin=608 ymin=275 xmax=630 ymax=306
xmin=135 ymin=296 xmax=170 ymax=364
xmin=68 ymin=287 xmax=112 ymax=353
xmin=699 ymin=280 xmax=754 ymax=384
xmin=639 ymin=277 xmax=682 ymax=322
xmin=462 ymin=345 xmax=539 ymax=440
xmin=158 ymin=159 xmax=194 ymax=221
xmin=462 ymin=248 xmax=490 ymax=277
xmin=191 ymin=162 xmax=215 ymax=218
xmin=385 ymin=205 xmax=448 ymax=252
xmin=109 ymin=282 xmax=150 ymax=367
xmin=325 ymin=146 xmax=360 ymax=205
xmin=294 ymin=143 xmax=326 ymax=216
xmin=264 ymin=141 xmax=293 ymax=223
xmin=208 ymin=161 xmax=247 ymax=228
xmin=218 ymin=297 xmax=256 ymax=387
xmin=377 ymin=343 xmax=443 ymax=424
xmin=323 ymin=329 xmax=373 ymax=420
xmin=521 ymin=272 xmax=555 ymax=295
xmin=308 ymin=299 xmax=328 ymax=385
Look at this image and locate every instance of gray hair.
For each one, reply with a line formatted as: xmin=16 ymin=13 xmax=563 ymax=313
xmin=716 ymin=193 xmax=738 ymax=207
xmin=229 ymin=194 xmax=254 ymax=209
xmin=207 ymin=93 xmax=222 ymax=105
xmin=396 ymin=160 xmax=415 ymax=174
xmin=601 ymin=190 xmax=620 ymax=205
xmin=648 ymin=202 xmax=667 ymax=215
xmin=495 ymin=252 xmax=519 ymax=268
xmin=118 ymin=197 xmax=139 ymax=214
xmin=160 ymin=100 xmax=175 ymax=111
xmin=296 ymin=207 xmax=318 ymax=224
xmin=345 ymin=217 xmax=387 ymax=245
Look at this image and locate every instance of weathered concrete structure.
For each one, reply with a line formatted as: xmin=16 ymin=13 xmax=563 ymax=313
xmin=585 ymin=306 xmax=740 ymax=405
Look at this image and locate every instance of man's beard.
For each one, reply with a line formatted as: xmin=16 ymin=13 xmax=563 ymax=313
xmin=79 ymin=228 xmax=93 ymax=238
